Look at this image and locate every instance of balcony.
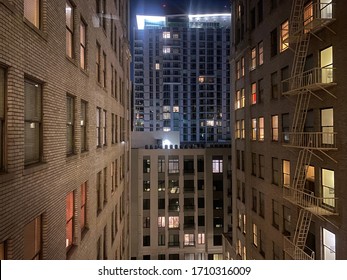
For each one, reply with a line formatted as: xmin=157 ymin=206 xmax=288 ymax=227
xmin=282 ymin=67 xmax=336 ymax=96
xmin=282 ymin=132 xmax=337 ymax=150
xmin=283 ymin=185 xmax=338 ymax=216
xmin=284 ymin=236 xmax=315 ymax=260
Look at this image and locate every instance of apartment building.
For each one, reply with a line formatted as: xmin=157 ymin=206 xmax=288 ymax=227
xmin=0 ymin=0 xmax=131 ymax=259
xmin=132 ymin=14 xmax=231 ymax=144
xmin=227 ymin=0 xmax=347 ymax=260
xmin=130 ymin=132 xmax=232 ymax=260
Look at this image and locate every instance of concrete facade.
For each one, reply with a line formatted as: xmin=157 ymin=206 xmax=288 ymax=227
xmin=0 ymin=0 xmax=131 ymax=259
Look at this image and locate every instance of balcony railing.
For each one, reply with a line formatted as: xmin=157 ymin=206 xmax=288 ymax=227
xmin=283 ymin=185 xmax=338 ymax=216
xmin=284 ymin=237 xmax=315 ymax=260
xmin=282 ymin=67 xmax=336 ymax=95
xmin=303 ymin=2 xmax=335 ymax=34
xmin=282 ymin=132 xmax=337 ymax=150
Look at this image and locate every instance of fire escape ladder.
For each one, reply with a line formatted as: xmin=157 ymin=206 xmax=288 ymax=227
xmin=293 ymin=209 xmax=313 ymax=251
xmin=289 ymin=0 xmax=305 ymax=36
xmin=291 ymin=91 xmax=311 ymax=134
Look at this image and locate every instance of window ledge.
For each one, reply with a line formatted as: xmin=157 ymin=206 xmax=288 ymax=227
xmin=0 ymin=172 xmax=16 ymax=183
xmin=23 ymin=162 xmax=49 ymax=176
xmin=66 ymin=154 xmax=78 ymax=162
xmin=80 ymin=67 xmax=89 ymax=77
xmin=23 ymin=18 xmax=48 ymax=41
xmin=66 ymin=56 xmax=78 ymax=67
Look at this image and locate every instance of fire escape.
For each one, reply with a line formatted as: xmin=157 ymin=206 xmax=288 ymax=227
xmin=281 ymin=0 xmax=336 ymax=260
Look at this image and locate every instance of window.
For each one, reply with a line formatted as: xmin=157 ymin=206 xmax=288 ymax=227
xmin=80 ymin=182 xmax=87 ymax=232
xmin=24 ymin=0 xmax=41 ymax=28
xmin=304 ymin=2 xmax=313 ymax=29
xmin=158 ymin=234 xmax=165 ymax=246
xmin=321 ymin=108 xmax=334 ymax=145
xmin=184 ymin=234 xmax=195 ymax=246
xmin=143 ymin=236 xmax=150 ymax=246
xmin=96 ymin=107 xmax=101 ymax=147
xmin=258 ymin=78 xmax=263 ymax=103
xmin=252 ymin=188 xmax=257 ymax=212
xmin=271 ymin=71 xmax=278 ymax=99
xmin=320 ymin=46 xmax=334 ymax=82
xmin=235 ymin=120 xmax=240 ymax=139
xmin=23 ymin=215 xmax=42 ymax=259
xmin=258 ymin=117 xmax=264 ymax=141
xmin=258 ymin=41 xmax=263 ymax=65
xmin=272 ymin=157 xmax=279 ymax=185
xmin=168 ymin=216 xmax=179 ymax=228
xmin=0 ymin=68 xmax=5 ymax=170
xmin=66 ymin=1 xmax=74 ymax=58
xmin=163 ymin=31 xmax=171 ymax=38
xmin=96 ymin=43 xmax=101 ymax=83
xmin=282 ymin=160 xmax=290 ymax=187
xmin=102 ymin=110 xmax=106 ymax=145
xmin=251 ymin=153 xmax=257 ymax=176
xmin=168 ymin=156 xmax=179 ymax=173
xmin=282 ymin=113 xmax=290 ymax=142
xmin=322 ymin=228 xmax=336 ymax=260
xmin=257 ymin=0 xmax=263 ymax=23
xmin=143 ymin=217 xmax=150 ymax=228
xmin=212 ymin=158 xmax=223 ymax=173
xmin=272 ymin=200 xmax=280 ymax=229
xmin=253 ymin=223 xmax=258 ymax=246
xmin=143 ymin=199 xmax=150 ymax=210
xmin=271 ymin=115 xmax=279 ymax=141
xmin=251 ymin=83 xmax=257 ymax=104
xmin=96 ymin=0 xmax=106 ymax=31
xmin=197 ymin=233 xmax=205 ymax=244
xmin=102 ymin=52 xmax=106 ymax=88
xmin=80 ymin=20 xmax=87 ymax=69
xmin=80 ymin=101 xmax=87 ymax=152
xmin=281 ymin=66 xmax=289 ymax=93
xmin=322 ymin=169 xmax=335 ymax=208
xmin=66 ymin=191 xmax=74 ymax=251
xmin=158 ymin=216 xmax=165 ymax=228
xmin=241 ymin=120 xmax=245 ymax=139
xmin=241 ymin=57 xmax=245 ymax=76
xmin=24 ymin=79 xmax=42 ymax=165
xmin=143 ymin=180 xmax=150 ymax=192
xmin=96 ymin=171 xmax=102 ymax=214
xmin=66 ymin=95 xmax=75 ymax=155
xmin=158 ymin=156 xmax=165 ymax=173
xmin=283 ymin=205 xmax=291 ymax=236
xmin=236 ymin=60 xmax=241 ymax=79
xmin=280 ymin=20 xmax=289 ymax=52
xmin=271 ymin=28 xmax=278 ymax=57
xmin=259 ymin=192 xmax=265 ymax=218
xmin=235 ymin=89 xmax=245 ymax=109
xmin=251 ymin=47 xmax=256 ymax=70
xmin=251 ymin=118 xmax=257 ymax=140
xmin=259 ymin=154 xmax=265 ymax=179
xmin=143 ymin=158 xmax=150 ymax=173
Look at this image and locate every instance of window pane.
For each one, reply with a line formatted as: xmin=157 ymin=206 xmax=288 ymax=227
xmin=24 ymin=0 xmax=40 ymax=28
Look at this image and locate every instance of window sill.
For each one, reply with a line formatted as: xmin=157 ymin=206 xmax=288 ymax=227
xmin=23 ymin=18 xmax=48 ymax=41
xmin=66 ymin=55 xmax=78 ymax=67
xmin=23 ymin=162 xmax=49 ymax=176
xmin=66 ymin=154 xmax=78 ymax=162
xmin=80 ymin=67 xmax=89 ymax=77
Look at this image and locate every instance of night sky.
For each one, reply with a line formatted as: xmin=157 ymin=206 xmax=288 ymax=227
xmin=131 ymin=0 xmax=231 ymax=17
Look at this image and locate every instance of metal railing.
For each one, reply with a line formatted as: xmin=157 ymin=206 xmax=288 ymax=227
xmin=282 ymin=132 xmax=337 ymax=149
xmin=283 ymin=185 xmax=338 ymax=216
xmin=284 ymin=237 xmax=315 ymax=260
xmin=303 ymin=2 xmax=335 ymax=32
xmin=282 ymin=67 xmax=335 ymax=94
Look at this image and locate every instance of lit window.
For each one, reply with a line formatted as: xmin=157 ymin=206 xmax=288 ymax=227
xmin=155 ymin=63 xmax=160 ymax=70
xmin=235 ymin=120 xmax=240 ymax=139
xmin=241 ymin=120 xmax=245 ymax=139
xmin=258 ymin=41 xmax=264 ymax=65
xmin=322 ymin=228 xmax=336 ymax=260
xmin=158 ymin=216 xmax=165 ymax=227
xmin=66 ymin=1 xmax=74 ymax=58
xmin=251 ymin=47 xmax=256 ymax=70
xmin=163 ymin=47 xmax=171 ymax=54
xmin=271 ymin=115 xmax=279 ymax=141
xmin=251 ymin=118 xmax=257 ymax=140
xmin=24 ymin=0 xmax=40 ymax=28
xmin=80 ymin=21 xmax=86 ymax=69
xmin=168 ymin=157 xmax=179 ymax=173
xmin=259 ymin=117 xmax=264 ymax=141
xmin=24 ymin=79 xmax=42 ymax=165
xmin=251 ymin=83 xmax=257 ymax=104
xmin=235 ymin=90 xmax=241 ymax=109
xmin=241 ymin=57 xmax=245 ymax=76
xmin=253 ymin=223 xmax=258 ymax=246
xmin=168 ymin=216 xmax=179 ymax=228
xmin=184 ymin=234 xmax=195 ymax=246
xmin=212 ymin=159 xmax=223 ymax=173
xmin=280 ymin=20 xmax=289 ymax=52
xmin=320 ymin=46 xmax=333 ymax=84
xmin=143 ymin=180 xmax=150 ymax=192
xmin=66 ymin=191 xmax=74 ymax=251
xmin=197 ymin=233 xmax=205 ymax=244
xmin=303 ymin=2 xmax=313 ymax=30
xmin=282 ymin=160 xmax=290 ymax=187
xmin=173 ymin=106 xmax=179 ymax=112
xmin=322 ymin=169 xmax=335 ymax=208
xmin=163 ymin=31 xmax=171 ymax=38
xmin=23 ymin=216 xmax=42 ymax=259
xmin=321 ymin=108 xmax=334 ymax=144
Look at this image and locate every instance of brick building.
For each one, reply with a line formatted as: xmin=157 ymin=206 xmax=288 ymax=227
xmin=0 ymin=0 xmax=131 ymax=259
xmin=227 ymin=0 xmax=347 ymax=260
